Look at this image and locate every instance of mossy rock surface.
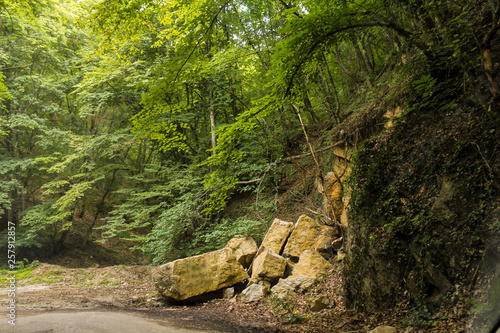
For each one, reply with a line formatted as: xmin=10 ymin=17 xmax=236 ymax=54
xmin=343 ymin=100 xmax=499 ymax=312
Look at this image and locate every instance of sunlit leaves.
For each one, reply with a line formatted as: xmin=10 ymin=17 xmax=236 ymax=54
xmin=0 ymin=73 xmax=11 ymax=105
xmin=51 ymin=178 xmax=102 ymax=222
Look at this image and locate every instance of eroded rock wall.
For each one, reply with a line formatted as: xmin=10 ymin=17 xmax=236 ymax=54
xmin=342 ymin=104 xmax=498 ymax=312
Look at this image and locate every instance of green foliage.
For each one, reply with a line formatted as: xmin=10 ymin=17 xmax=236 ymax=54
xmin=32 ymin=269 xmax=63 ymax=284
xmin=100 ymin=163 xmax=203 ymax=240
xmin=403 ymin=304 xmax=434 ymax=329
xmin=269 ymin=292 xmax=305 ymax=325
xmin=18 ymin=201 xmax=58 ymax=248
xmin=140 ymin=191 xmax=207 ymax=264
xmin=192 ymin=216 xmax=264 ymax=253
xmin=123 ymin=162 xmax=266 ymax=263
xmin=0 ymin=259 xmax=39 ymax=285
xmin=1 ymin=0 xmax=497 ymax=274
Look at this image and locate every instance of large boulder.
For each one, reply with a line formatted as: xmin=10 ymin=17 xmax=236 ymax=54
xmin=153 ymin=247 xmax=248 ymax=301
xmin=270 ymin=250 xmax=333 ymax=297
xmin=291 ymin=250 xmax=334 ymax=279
xmin=226 ymin=235 xmax=258 ymax=269
xmin=314 ymin=226 xmax=337 ymax=259
xmin=283 ymin=215 xmax=336 ymax=261
xmin=248 ymin=218 xmax=293 ymax=276
xmin=369 ymin=326 xmax=397 ymax=333
xmin=270 ymin=276 xmax=314 ymax=297
xmin=249 ymin=249 xmax=287 ymax=285
xmin=240 ymin=283 xmax=268 ymax=303
xmin=260 ymin=218 xmax=294 ymax=255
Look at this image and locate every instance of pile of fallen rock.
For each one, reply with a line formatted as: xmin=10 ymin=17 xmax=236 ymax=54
xmin=152 ymin=214 xmax=341 ymax=307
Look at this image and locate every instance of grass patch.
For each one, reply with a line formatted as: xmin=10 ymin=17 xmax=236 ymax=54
xmin=0 ymin=260 xmax=40 ymax=286
xmin=70 ymin=282 xmax=94 ymax=286
xmin=32 ymin=270 xmax=63 ymax=284
xmin=98 ymin=278 xmax=110 ymax=285
xmin=0 ymin=267 xmax=35 ymax=286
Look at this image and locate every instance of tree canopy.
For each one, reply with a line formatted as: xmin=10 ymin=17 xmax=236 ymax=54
xmin=1 ymin=0 xmax=498 ymax=263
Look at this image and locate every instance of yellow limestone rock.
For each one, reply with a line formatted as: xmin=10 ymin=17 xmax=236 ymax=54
xmin=153 ymin=247 xmax=248 ymax=301
xmin=329 ymin=146 xmax=353 ymax=226
xmin=249 ymin=249 xmax=287 ymax=285
xmin=314 ymin=225 xmax=336 ymax=258
xmin=383 ymin=106 xmax=403 ymax=129
xmin=240 ymin=283 xmax=268 ymax=303
xmin=369 ymin=326 xmax=398 ymax=333
xmin=323 ymin=172 xmax=344 ymax=221
xmin=309 ymin=294 xmax=334 ymax=312
xmin=283 ymin=215 xmax=335 ymax=260
xmin=340 ymin=192 xmax=351 ymax=227
xmin=270 ymin=276 xmax=314 ymax=297
xmin=291 ymin=250 xmax=334 ymax=279
xmin=260 ymin=218 xmax=294 ymax=254
xmin=247 ymin=219 xmax=293 ymax=277
xmin=226 ymin=235 xmax=258 ymax=269
xmin=283 ymin=215 xmax=318 ymax=259
xmin=333 ymin=145 xmax=353 ymax=161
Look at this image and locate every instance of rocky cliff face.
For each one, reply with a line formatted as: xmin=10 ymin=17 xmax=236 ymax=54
xmin=341 ymin=101 xmax=499 ymax=313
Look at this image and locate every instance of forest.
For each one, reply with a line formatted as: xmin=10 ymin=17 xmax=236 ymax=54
xmin=0 ymin=0 xmax=499 ymax=330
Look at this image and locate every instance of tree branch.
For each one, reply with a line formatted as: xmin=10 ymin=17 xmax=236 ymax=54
xmin=0 ymin=64 xmax=32 ymax=71
xmin=236 ymin=140 xmax=345 ymax=185
xmin=173 ymin=0 xmax=231 ymax=83
xmin=482 ymin=0 xmax=500 ymax=49
xmin=285 ymin=21 xmax=429 ymax=96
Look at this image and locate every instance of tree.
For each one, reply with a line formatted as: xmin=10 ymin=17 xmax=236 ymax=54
xmin=0 ymin=0 xmax=87 ymax=227
xmin=2 ymin=0 xmax=494 ymax=263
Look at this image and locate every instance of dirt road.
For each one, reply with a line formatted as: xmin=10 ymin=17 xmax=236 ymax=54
xmin=0 ymin=264 xmax=281 ymax=333
xmin=0 ymin=311 xmax=218 ymax=333
xmin=0 ymin=261 xmax=478 ymax=332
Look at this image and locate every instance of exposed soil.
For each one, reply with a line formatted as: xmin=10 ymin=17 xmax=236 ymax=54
xmin=0 ymin=311 xmax=218 ymax=333
xmin=0 ymin=261 xmax=480 ymax=333
xmin=0 ymin=263 xmax=282 ymax=332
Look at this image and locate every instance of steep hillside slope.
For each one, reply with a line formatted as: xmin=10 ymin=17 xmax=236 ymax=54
xmin=341 ymin=78 xmax=499 ymax=329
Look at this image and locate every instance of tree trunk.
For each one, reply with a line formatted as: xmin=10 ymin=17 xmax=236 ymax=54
xmin=334 ymin=47 xmax=359 ymax=83
xmin=320 ymin=54 xmax=342 ymax=123
xmin=306 ymin=78 xmax=331 ymax=116
xmin=209 ymin=89 xmax=217 ymax=155
xmin=54 ymin=228 xmax=70 ymax=254
xmin=302 ymin=89 xmax=319 ymax=123
xmin=316 ymin=58 xmax=341 ymax=123
xmin=361 ymin=36 xmax=376 ymax=71
xmin=351 ymin=33 xmax=373 ymax=88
